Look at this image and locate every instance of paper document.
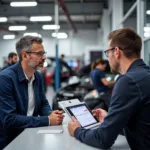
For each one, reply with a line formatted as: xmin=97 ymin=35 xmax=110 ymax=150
xmin=37 ymin=129 xmax=63 ymax=134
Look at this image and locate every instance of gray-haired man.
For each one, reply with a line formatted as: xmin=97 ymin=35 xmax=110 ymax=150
xmin=0 ymin=36 xmax=64 ymax=149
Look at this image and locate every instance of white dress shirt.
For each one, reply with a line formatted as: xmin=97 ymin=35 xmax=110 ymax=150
xmin=24 ymin=72 xmax=51 ymax=125
xmin=24 ymin=73 xmax=35 ymax=116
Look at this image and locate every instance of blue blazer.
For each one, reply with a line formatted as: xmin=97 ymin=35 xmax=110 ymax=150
xmin=0 ymin=62 xmax=52 ymax=149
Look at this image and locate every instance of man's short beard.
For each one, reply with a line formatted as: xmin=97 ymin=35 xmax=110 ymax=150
xmin=11 ymin=61 xmax=16 ymax=65
xmin=110 ymin=63 xmax=119 ymax=74
xmin=111 ymin=68 xmax=118 ymax=74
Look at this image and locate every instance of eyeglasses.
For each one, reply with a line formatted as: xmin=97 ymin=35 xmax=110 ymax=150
xmin=104 ymin=48 xmax=115 ymax=57
xmin=26 ymin=51 xmax=47 ymax=57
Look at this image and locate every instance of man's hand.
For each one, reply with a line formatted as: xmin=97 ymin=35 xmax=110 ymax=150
xmin=68 ymin=117 xmax=81 ymax=136
xmin=48 ymin=110 xmax=64 ymax=125
xmin=92 ymin=108 xmax=108 ymax=123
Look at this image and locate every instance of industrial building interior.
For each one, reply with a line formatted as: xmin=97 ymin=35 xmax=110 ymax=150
xmin=0 ymin=0 xmax=150 ymax=150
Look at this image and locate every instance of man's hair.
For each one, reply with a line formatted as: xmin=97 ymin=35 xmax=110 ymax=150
xmin=8 ymin=52 xmax=17 ymax=59
xmin=16 ymin=36 xmax=43 ymax=61
xmin=91 ymin=59 xmax=107 ymax=70
xmin=61 ymin=54 xmax=65 ymax=58
xmin=108 ymin=28 xmax=142 ymax=58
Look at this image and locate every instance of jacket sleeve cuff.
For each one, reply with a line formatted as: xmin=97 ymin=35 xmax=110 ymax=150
xmin=40 ymin=116 xmax=49 ymax=126
xmin=74 ymin=127 xmax=83 ymax=139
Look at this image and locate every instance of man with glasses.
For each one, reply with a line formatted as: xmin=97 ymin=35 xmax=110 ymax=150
xmin=68 ymin=28 xmax=150 ymax=149
xmin=0 ymin=36 xmax=64 ymax=149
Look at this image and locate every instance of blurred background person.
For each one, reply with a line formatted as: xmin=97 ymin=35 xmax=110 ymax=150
xmin=90 ymin=59 xmax=115 ymax=108
xmin=60 ymin=54 xmax=65 ymax=61
xmin=1 ymin=52 xmax=18 ymax=71
xmin=90 ymin=59 xmax=115 ymax=94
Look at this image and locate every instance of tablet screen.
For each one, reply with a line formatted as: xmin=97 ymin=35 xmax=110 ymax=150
xmin=66 ymin=103 xmax=98 ymax=127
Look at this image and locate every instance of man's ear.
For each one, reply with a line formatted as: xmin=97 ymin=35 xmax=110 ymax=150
xmin=115 ymin=47 xmax=121 ymax=59
xmin=22 ymin=52 xmax=28 ymax=60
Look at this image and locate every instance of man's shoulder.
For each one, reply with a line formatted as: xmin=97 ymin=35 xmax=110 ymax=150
xmin=115 ymin=75 xmax=130 ymax=85
xmin=116 ymin=67 xmax=150 ymax=87
xmin=125 ymin=67 xmax=150 ymax=82
xmin=0 ymin=64 xmax=17 ymax=78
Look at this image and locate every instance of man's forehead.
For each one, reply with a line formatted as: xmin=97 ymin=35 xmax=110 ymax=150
xmin=32 ymin=42 xmax=44 ymax=49
xmin=108 ymin=40 xmax=112 ymax=46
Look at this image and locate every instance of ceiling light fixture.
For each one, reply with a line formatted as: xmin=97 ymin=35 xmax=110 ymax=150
xmin=9 ymin=26 xmax=27 ymax=31
xmin=52 ymin=32 xmax=68 ymax=39
xmin=30 ymin=16 xmax=52 ymax=22
xmin=144 ymin=27 xmax=150 ymax=32
xmin=146 ymin=10 xmax=150 ymax=15
xmin=10 ymin=2 xmax=37 ymax=7
xmin=3 ymin=35 xmax=15 ymax=40
xmin=42 ymin=25 xmax=60 ymax=30
xmin=0 ymin=17 xmax=7 ymax=22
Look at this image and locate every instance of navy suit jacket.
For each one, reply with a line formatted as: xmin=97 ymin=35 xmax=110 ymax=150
xmin=0 ymin=62 xmax=52 ymax=149
xmin=75 ymin=59 xmax=150 ymax=150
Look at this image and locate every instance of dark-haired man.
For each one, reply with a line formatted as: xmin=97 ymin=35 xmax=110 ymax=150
xmin=1 ymin=52 xmax=18 ymax=71
xmin=68 ymin=28 xmax=150 ymax=150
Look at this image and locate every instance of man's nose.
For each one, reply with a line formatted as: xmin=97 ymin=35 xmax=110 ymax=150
xmin=42 ymin=55 xmax=46 ymax=60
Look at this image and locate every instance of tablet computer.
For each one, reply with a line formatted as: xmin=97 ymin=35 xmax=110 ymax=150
xmin=66 ymin=103 xmax=100 ymax=129
xmin=58 ymin=99 xmax=81 ymax=110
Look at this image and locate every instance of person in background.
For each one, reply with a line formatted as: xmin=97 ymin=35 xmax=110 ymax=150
xmin=1 ymin=52 xmax=18 ymax=71
xmin=68 ymin=28 xmax=150 ymax=150
xmin=60 ymin=54 xmax=65 ymax=61
xmin=0 ymin=36 xmax=64 ymax=149
xmin=90 ymin=59 xmax=115 ymax=94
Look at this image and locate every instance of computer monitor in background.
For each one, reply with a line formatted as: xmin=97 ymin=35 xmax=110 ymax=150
xmin=67 ymin=60 xmax=78 ymax=68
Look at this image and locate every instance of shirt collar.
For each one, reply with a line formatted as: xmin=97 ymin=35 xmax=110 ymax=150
xmin=14 ymin=61 xmax=38 ymax=82
xmin=24 ymin=72 xmax=35 ymax=83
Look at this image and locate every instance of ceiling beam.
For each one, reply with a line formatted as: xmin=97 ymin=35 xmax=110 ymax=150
xmin=58 ymin=0 xmax=77 ymax=33
xmin=0 ymin=3 xmax=103 ymax=16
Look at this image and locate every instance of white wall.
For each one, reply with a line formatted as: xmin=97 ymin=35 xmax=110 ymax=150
xmin=0 ymin=30 xmax=98 ymax=67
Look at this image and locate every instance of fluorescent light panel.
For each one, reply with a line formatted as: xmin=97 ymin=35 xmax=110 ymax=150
xmin=30 ymin=16 xmax=52 ymax=22
xmin=24 ymin=32 xmax=42 ymax=37
xmin=10 ymin=2 xmax=37 ymax=7
xmin=9 ymin=26 xmax=27 ymax=31
xmin=144 ymin=27 xmax=150 ymax=32
xmin=0 ymin=17 xmax=7 ymax=22
xmin=144 ymin=32 xmax=150 ymax=38
xmin=52 ymin=32 xmax=68 ymax=39
xmin=3 ymin=35 xmax=15 ymax=40
xmin=146 ymin=10 xmax=150 ymax=15
xmin=42 ymin=25 xmax=60 ymax=30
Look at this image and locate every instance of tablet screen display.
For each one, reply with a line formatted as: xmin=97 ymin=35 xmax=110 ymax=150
xmin=66 ymin=104 xmax=98 ymax=127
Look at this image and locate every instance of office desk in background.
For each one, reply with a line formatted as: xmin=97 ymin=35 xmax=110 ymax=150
xmin=4 ymin=115 xmax=130 ymax=150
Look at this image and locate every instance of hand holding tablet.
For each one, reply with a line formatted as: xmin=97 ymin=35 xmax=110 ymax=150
xmin=66 ymin=103 xmax=100 ymax=129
